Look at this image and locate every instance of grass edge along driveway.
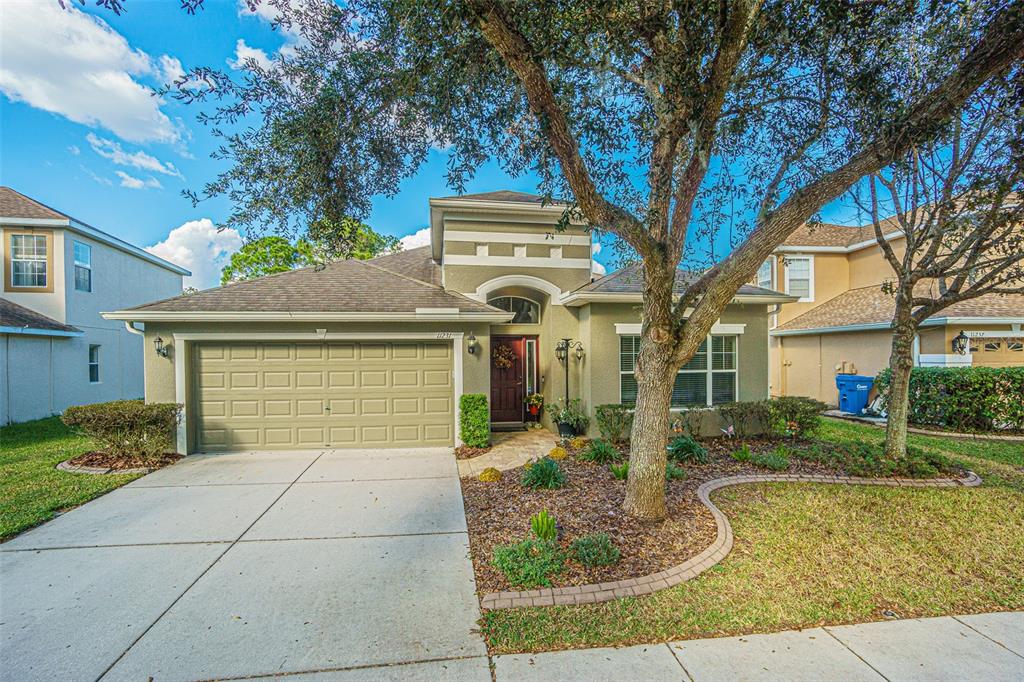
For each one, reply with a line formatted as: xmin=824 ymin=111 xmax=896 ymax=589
xmin=481 ymin=418 xmax=1024 ymax=654
xmin=0 ymin=417 xmax=143 ymax=541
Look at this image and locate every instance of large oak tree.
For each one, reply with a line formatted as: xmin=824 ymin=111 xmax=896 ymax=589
xmin=169 ymin=0 xmax=1024 ymax=519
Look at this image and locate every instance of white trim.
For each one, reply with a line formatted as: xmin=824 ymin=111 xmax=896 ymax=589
xmin=428 ymin=197 xmax=572 ymax=215
xmin=0 ymin=325 xmax=82 ymax=337
xmin=560 ymin=291 xmax=798 ymax=306
xmin=618 ymin=333 xmax=739 ymax=408
xmin=772 ymin=316 xmax=1024 ymax=337
xmin=445 ymin=229 xmax=591 ymax=246
xmin=172 ymin=331 xmax=465 ymax=454
xmin=443 ymin=254 xmax=591 ymax=269
xmin=469 ymin=274 xmax=565 ymax=305
xmin=415 ymin=307 xmax=460 ymax=316
xmin=0 ymin=217 xmax=68 ymax=227
xmin=965 ymin=330 xmax=1024 ymax=339
xmin=774 ymin=231 xmax=905 ymax=254
xmin=514 ymin=244 xmax=526 ymax=258
xmin=614 ymin=322 xmax=746 ymax=335
xmin=475 ymin=243 xmax=488 ymax=257
xmin=782 ymin=254 xmax=814 ymax=303
xmin=102 ymin=310 xmax=513 ymax=322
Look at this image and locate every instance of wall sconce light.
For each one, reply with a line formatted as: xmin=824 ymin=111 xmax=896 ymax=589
xmin=153 ymin=336 xmax=169 ymax=358
xmin=466 ymin=332 xmax=478 ymax=355
xmin=951 ymin=330 xmax=969 ymax=355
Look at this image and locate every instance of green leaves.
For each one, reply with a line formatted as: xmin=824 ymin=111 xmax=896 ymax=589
xmin=877 ymin=367 xmax=1024 ymax=432
xmin=459 ymin=394 xmax=491 ymax=448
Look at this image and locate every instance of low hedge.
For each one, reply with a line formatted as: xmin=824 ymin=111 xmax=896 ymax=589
xmin=459 ymin=393 xmax=490 ymax=447
xmin=876 ymin=366 xmax=1024 ymax=431
xmin=61 ymin=400 xmax=182 ymax=459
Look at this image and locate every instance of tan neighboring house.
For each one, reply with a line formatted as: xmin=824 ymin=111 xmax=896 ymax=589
xmin=105 ymin=191 xmax=794 ymax=454
xmin=0 ymin=187 xmax=189 ymax=424
xmin=755 ymin=221 xmax=1024 ymax=405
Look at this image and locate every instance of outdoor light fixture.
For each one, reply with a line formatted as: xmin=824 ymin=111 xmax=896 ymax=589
xmin=555 ymin=338 xmax=584 ymax=403
xmin=466 ymin=332 xmax=478 ymax=355
xmin=952 ymin=330 xmax=970 ymax=355
xmin=153 ymin=336 xmax=169 ymax=358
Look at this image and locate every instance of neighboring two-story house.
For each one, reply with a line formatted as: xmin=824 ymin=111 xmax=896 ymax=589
xmin=0 ymin=187 xmax=189 ymax=424
xmin=757 ymin=221 xmax=1024 ymax=404
xmin=106 ymin=191 xmax=793 ymax=453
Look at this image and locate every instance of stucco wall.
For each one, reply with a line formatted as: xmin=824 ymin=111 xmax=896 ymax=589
xmin=443 ymin=264 xmax=592 ymax=297
xmin=775 ymin=252 xmax=849 ymax=326
xmin=777 ymin=329 xmax=893 ymax=404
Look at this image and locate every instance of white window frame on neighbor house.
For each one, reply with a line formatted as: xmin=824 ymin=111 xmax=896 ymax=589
xmin=9 ymin=233 xmax=49 ymax=289
xmin=757 ymin=258 xmax=773 ymax=289
xmin=74 ymin=241 xmax=92 ymax=292
xmin=618 ymin=333 xmax=739 ymax=408
xmin=783 ymin=255 xmax=814 ymax=302
xmin=88 ymin=344 xmax=101 ymax=383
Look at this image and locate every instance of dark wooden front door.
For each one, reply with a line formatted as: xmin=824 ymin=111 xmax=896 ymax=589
xmin=490 ymin=336 xmax=526 ymax=422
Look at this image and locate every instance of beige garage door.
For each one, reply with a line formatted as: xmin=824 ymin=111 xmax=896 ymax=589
xmin=193 ymin=341 xmax=454 ymax=451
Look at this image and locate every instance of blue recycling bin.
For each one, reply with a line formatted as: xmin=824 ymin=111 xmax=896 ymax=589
xmin=835 ymin=374 xmax=874 ymax=414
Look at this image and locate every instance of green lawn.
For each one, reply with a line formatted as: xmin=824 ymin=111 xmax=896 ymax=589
xmin=0 ymin=417 xmax=143 ymax=541
xmin=482 ymin=418 xmax=1024 ymax=654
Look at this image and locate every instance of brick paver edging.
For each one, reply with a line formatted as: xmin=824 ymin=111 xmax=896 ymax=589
xmin=56 ymin=460 xmax=153 ymax=475
xmin=479 ymin=470 xmax=982 ymax=611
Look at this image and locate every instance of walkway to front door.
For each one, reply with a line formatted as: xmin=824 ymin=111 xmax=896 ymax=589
xmin=457 ymin=429 xmax=557 ymax=478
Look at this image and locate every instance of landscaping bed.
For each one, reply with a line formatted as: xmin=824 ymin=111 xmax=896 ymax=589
xmin=455 ymin=444 xmax=492 ymax=460
xmin=64 ymin=450 xmax=183 ymax=471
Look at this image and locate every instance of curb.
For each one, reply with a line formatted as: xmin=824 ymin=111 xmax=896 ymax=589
xmin=479 ymin=470 xmax=982 ymax=611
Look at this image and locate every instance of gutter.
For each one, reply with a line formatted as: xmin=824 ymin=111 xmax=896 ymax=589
xmin=101 ymin=310 xmax=516 ymax=323
xmin=771 ymin=316 xmax=1024 ymax=337
xmin=558 ymin=291 xmax=799 ymax=306
xmin=0 ymin=325 xmax=83 ymax=337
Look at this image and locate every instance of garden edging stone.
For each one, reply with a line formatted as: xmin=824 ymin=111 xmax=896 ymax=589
xmin=56 ymin=459 xmax=154 ymax=475
xmin=479 ymin=470 xmax=982 ymax=610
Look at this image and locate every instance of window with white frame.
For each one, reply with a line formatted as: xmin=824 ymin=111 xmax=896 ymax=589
xmin=10 ymin=234 xmax=48 ymax=288
xmin=487 ymin=295 xmax=540 ymax=324
xmin=756 ymin=259 xmax=772 ymax=289
xmin=620 ymin=335 xmax=737 ymax=407
xmin=88 ymin=345 xmax=101 ymax=383
xmin=74 ymin=241 xmax=92 ymax=292
xmin=784 ymin=256 xmax=813 ymax=301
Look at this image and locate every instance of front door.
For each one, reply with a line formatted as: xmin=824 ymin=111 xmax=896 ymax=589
xmin=490 ymin=336 xmax=526 ymax=423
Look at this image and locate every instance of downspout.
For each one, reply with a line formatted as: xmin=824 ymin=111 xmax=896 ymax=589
xmin=123 ymin=321 xmax=146 ymax=399
xmin=912 ymin=333 xmax=920 ymax=367
xmin=766 ymin=304 xmax=782 ymax=398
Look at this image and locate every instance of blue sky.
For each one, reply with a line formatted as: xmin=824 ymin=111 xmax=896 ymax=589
xmin=0 ymin=1 xmax=856 ymax=289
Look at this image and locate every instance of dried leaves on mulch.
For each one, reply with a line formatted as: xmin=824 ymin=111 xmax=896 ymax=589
xmin=67 ymin=451 xmax=183 ymax=471
xmin=455 ymin=445 xmax=493 ymax=460
xmin=461 ymin=438 xmax=838 ymax=594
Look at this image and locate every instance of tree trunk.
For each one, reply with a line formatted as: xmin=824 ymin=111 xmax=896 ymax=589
xmin=884 ymin=306 xmax=917 ymax=460
xmin=624 ymin=339 xmax=677 ymax=520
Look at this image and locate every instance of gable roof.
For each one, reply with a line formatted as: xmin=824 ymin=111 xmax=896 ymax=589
xmin=105 ymin=257 xmax=511 ymax=321
xmin=0 ymin=298 xmax=82 ymax=337
xmin=562 ymin=263 xmax=797 ymax=305
xmin=774 ymin=284 xmax=1024 ymax=335
xmin=438 ymin=190 xmax=558 ymax=205
xmin=370 ymin=246 xmax=440 ymax=285
xmin=779 ymin=216 xmax=905 ymax=252
xmin=0 ymin=187 xmax=69 ymax=221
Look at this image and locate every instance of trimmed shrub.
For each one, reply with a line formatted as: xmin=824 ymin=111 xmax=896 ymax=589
xmin=595 ymin=404 xmax=633 ymax=442
xmin=547 ymin=446 xmax=568 ymax=460
xmin=530 ymin=509 xmax=557 ymax=541
xmin=766 ymin=396 xmax=827 ymax=438
xmin=609 ymin=461 xmax=629 ymax=480
xmin=61 ymin=400 xmax=181 ymax=459
xmin=800 ymin=441 xmax=955 ymax=479
xmin=478 ymin=467 xmax=502 ymax=482
xmin=492 ymin=539 xmax=565 ymax=588
xmin=667 ymin=435 xmax=708 ymax=464
xmin=717 ymin=400 xmax=771 ymax=437
xmin=876 ymin=366 xmax=1024 ymax=431
xmin=521 ymin=457 xmax=567 ymax=489
xmin=459 ymin=394 xmax=490 ymax=447
xmin=570 ymin=532 xmax=620 ymax=567
xmin=578 ymin=439 xmax=621 ymax=464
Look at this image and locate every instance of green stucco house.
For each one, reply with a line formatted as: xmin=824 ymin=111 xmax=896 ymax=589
xmin=105 ymin=191 xmax=793 ymax=453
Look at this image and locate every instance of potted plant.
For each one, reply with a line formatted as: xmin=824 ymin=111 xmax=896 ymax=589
xmin=553 ymin=398 xmax=589 ymax=437
xmin=524 ymin=393 xmax=544 ymax=416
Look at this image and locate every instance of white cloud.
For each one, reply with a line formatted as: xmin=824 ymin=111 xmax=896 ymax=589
xmin=399 ymin=226 xmax=431 ymax=250
xmin=81 ymin=165 xmax=112 ymax=186
xmin=157 ymin=55 xmax=185 ymax=84
xmin=591 ymin=241 xmax=606 ymax=276
xmin=68 ymin=145 xmax=81 ymax=155
xmin=116 ymin=171 xmax=162 ymax=190
xmin=87 ymin=133 xmax=183 ymax=177
xmin=0 ymin=3 xmax=180 ymax=143
xmin=228 ymin=39 xmax=273 ymax=71
xmin=146 ymin=219 xmax=243 ymax=289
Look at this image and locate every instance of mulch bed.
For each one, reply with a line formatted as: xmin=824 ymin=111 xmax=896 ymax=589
xmin=66 ymin=451 xmax=183 ymax=471
xmin=461 ymin=438 xmax=838 ymax=594
xmin=455 ymin=444 xmax=493 ymax=460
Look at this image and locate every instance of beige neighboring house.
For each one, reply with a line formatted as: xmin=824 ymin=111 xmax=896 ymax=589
xmin=756 ymin=221 xmax=1024 ymax=405
xmin=105 ymin=190 xmax=794 ymax=454
xmin=0 ymin=187 xmax=189 ymax=424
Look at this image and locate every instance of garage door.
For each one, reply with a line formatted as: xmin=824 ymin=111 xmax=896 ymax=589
xmin=193 ymin=341 xmax=454 ymax=451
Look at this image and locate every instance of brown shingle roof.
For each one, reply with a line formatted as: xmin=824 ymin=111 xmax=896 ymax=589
xmin=782 ymin=216 xmax=906 ymax=249
xmin=126 ymin=258 xmax=501 ymax=314
xmin=370 ymin=246 xmax=440 ymax=285
xmin=0 ymin=187 xmax=69 ymax=221
xmin=438 ymin=190 xmax=559 ymax=204
xmin=0 ymin=298 xmax=80 ymax=334
xmin=575 ymin=263 xmax=787 ymax=298
xmin=776 ymin=284 xmax=1024 ymax=332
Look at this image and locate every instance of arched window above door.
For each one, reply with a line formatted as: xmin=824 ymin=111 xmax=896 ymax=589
xmin=487 ymin=296 xmax=540 ymax=324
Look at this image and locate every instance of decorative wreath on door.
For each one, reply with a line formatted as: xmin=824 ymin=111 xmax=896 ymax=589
xmin=492 ymin=343 xmax=516 ymax=369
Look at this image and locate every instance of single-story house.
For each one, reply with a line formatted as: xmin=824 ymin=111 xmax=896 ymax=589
xmin=105 ymin=191 xmax=794 ymax=453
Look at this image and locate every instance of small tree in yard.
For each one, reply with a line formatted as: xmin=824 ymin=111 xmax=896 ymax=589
xmin=855 ymin=89 xmax=1024 ymax=459
xmin=162 ymin=0 xmax=1023 ymax=519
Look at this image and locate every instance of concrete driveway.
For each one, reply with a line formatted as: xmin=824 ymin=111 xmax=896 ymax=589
xmin=1 ymin=448 xmax=490 ymax=682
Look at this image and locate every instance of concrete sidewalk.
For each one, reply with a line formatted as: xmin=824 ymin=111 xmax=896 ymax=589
xmin=493 ymin=612 xmax=1024 ymax=681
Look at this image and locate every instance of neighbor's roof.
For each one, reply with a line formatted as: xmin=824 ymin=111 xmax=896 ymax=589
xmin=106 ymin=258 xmax=510 ymax=320
xmin=0 ymin=298 xmax=82 ymax=336
xmin=563 ymin=263 xmax=797 ymax=304
xmin=0 ymin=187 xmax=190 ymax=277
xmin=370 ymin=246 xmax=440 ymax=285
xmin=779 ymin=216 xmax=905 ymax=251
xmin=774 ymin=284 xmax=1024 ymax=335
